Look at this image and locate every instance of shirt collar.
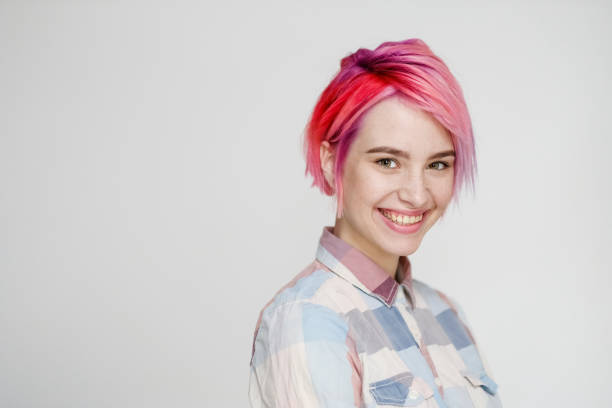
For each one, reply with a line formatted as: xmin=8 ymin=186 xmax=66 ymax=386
xmin=315 ymin=226 xmax=415 ymax=309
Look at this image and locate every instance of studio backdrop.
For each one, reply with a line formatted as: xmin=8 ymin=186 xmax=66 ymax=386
xmin=1 ymin=1 xmax=610 ymax=407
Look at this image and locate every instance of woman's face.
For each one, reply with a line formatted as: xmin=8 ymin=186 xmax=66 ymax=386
xmin=322 ymin=95 xmax=455 ymax=272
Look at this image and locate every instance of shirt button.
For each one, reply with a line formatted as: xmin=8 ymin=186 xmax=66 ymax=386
xmin=408 ymin=389 xmax=419 ymax=400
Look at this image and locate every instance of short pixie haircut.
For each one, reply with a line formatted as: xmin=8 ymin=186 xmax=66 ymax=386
xmin=303 ymin=39 xmax=476 ymax=219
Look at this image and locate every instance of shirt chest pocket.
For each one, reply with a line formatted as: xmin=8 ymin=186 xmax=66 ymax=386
xmin=461 ymin=369 xmax=499 ymax=397
xmin=368 ymin=372 xmax=435 ymax=407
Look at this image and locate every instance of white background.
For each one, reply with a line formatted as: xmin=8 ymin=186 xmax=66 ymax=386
xmin=1 ymin=1 xmax=610 ymax=407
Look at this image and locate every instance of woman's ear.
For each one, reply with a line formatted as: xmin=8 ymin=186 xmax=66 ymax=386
xmin=320 ymin=141 xmax=336 ymax=193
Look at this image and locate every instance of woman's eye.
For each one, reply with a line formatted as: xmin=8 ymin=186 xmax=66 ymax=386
xmin=429 ymin=161 xmax=449 ymax=170
xmin=376 ymin=158 xmax=398 ymax=169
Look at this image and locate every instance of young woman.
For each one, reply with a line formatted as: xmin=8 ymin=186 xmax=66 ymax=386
xmin=248 ymin=39 xmax=501 ymax=408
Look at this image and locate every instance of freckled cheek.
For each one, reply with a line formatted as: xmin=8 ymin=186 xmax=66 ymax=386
xmin=340 ymin=171 xmax=366 ymax=208
xmin=349 ymin=176 xmax=389 ymax=210
xmin=431 ymin=178 xmax=454 ymax=204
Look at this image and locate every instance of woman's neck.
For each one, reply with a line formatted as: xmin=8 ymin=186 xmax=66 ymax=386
xmin=333 ymin=220 xmax=399 ymax=279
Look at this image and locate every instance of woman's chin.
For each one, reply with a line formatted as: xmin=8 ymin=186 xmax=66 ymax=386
xmin=393 ymin=242 xmax=421 ymax=256
xmin=376 ymin=235 xmax=423 ymax=257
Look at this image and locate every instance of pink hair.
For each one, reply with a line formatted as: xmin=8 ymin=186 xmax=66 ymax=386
xmin=303 ymin=39 xmax=476 ymax=218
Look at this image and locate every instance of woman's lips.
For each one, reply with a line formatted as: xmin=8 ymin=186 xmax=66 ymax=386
xmin=377 ymin=208 xmax=427 ymax=234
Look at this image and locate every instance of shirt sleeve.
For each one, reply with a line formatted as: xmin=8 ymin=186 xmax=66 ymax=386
xmin=248 ymin=300 xmax=362 ymax=408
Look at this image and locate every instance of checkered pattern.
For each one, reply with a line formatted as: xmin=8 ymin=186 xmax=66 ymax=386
xmin=249 ymin=226 xmax=501 ymax=408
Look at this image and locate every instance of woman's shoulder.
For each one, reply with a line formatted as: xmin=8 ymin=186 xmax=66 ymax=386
xmin=411 ymin=278 xmax=471 ymax=327
xmin=251 ymin=260 xmax=351 ymax=325
xmin=249 ymin=260 xmax=355 ymax=364
xmin=257 ymin=261 xmax=342 ymax=313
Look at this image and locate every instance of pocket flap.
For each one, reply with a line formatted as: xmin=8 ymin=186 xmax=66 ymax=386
xmin=369 ymin=372 xmax=434 ymax=406
xmin=461 ymin=369 xmax=498 ymax=396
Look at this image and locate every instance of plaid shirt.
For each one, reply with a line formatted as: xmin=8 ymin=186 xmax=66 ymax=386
xmin=249 ymin=226 xmax=501 ymax=407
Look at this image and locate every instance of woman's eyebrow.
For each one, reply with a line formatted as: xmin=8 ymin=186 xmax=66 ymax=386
xmin=365 ymin=146 xmax=455 ymax=160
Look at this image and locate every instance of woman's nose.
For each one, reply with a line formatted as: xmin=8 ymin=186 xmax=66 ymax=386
xmin=397 ymin=171 xmax=429 ymax=208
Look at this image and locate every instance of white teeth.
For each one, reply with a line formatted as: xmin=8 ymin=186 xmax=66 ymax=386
xmin=381 ymin=209 xmax=423 ymax=226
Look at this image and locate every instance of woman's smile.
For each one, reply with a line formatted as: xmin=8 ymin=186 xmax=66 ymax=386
xmin=376 ymin=207 xmax=428 ymax=234
xmin=377 ymin=208 xmax=426 ymax=225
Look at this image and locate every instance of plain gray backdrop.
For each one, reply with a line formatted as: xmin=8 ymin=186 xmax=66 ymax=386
xmin=1 ymin=1 xmax=611 ymax=407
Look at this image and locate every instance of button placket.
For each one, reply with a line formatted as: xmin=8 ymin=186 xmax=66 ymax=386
xmin=395 ymin=289 xmax=424 ymax=347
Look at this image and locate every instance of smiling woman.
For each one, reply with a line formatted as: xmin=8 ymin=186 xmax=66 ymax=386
xmin=248 ymin=39 xmax=501 ymax=408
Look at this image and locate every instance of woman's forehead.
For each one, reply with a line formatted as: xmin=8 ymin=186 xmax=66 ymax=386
xmin=352 ymin=97 xmax=453 ymax=153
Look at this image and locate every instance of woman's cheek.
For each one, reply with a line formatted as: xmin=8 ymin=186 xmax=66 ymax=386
xmin=432 ymin=177 xmax=454 ymax=204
